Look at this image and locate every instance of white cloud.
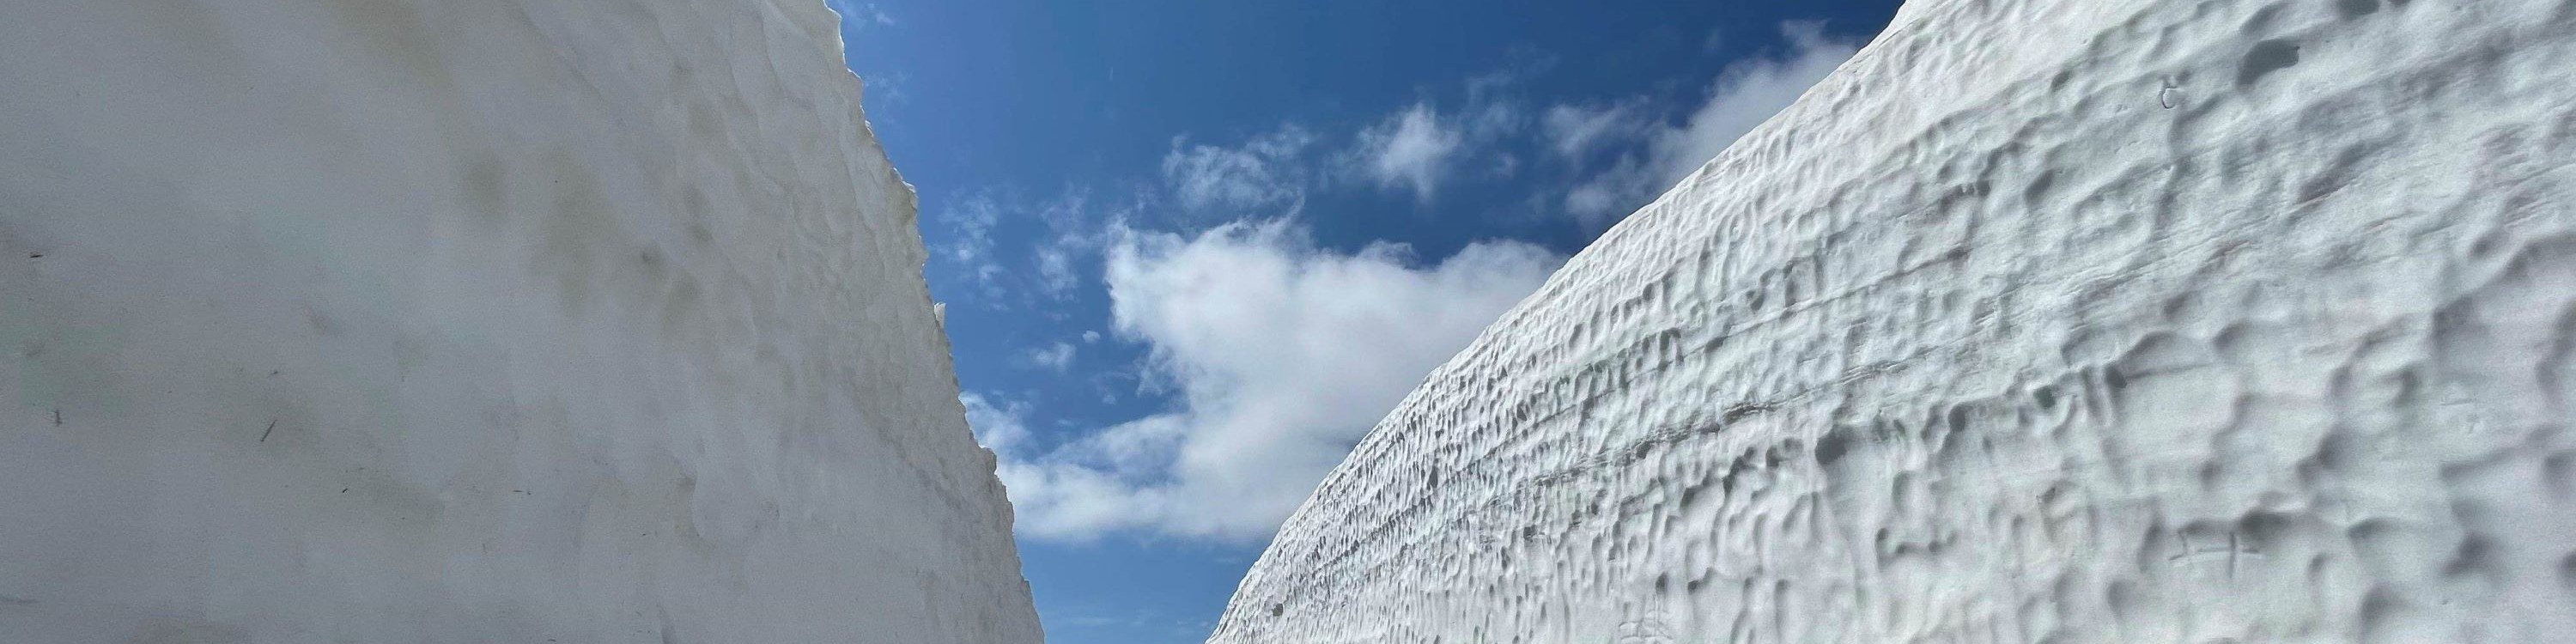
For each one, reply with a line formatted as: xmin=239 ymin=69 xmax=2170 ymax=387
xmin=1563 ymin=157 xmax=1650 ymax=220
xmin=1562 ymin=21 xmax=1861 ymax=224
xmin=1031 ymin=191 xmax=1095 ymax=298
xmin=961 ymin=392 xmax=1033 ymax=456
xmin=1463 ymin=96 xmax=1525 ymax=142
xmin=941 ymin=193 xmax=999 ymax=264
xmin=1023 ymin=341 xmax=1078 ymax=373
xmin=826 ymin=0 xmax=897 ymax=29
xmin=1162 ymin=125 xmax=1314 ymax=213
xmin=1463 ymin=100 xmax=1527 ymax=179
xmin=1036 ymin=246 xmax=1078 ymax=295
xmin=982 ymin=221 xmax=1560 ymax=542
xmin=1081 ymin=331 xmax=1102 ymax=343
xmin=933 ymin=187 xmax=1103 ymax=304
xmin=935 ymin=192 xmax=1008 ymax=298
xmin=1352 ymin=103 xmax=1463 ymax=203
xmin=1345 ymin=70 xmax=1534 ymax=201
xmin=1541 ymin=100 xmax=1649 ymax=161
xmin=859 ymin=70 xmax=909 ymax=106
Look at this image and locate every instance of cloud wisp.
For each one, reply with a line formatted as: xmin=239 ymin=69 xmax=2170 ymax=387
xmin=1540 ymin=100 xmax=1650 ymax=162
xmin=1559 ymin=21 xmax=1861 ymax=224
xmin=1022 ymin=342 xmax=1078 ymax=373
xmin=1163 ymin=125 xmax=1316 ymax=214
xmin=931 ymin=187 xmax=1106 ymax=307
xmin=1351 ymin=103 xmax=1466 ymax=204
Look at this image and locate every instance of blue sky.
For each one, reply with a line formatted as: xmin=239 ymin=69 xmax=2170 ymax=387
xmin=826 ymin=1 xmax=1900 ymax=641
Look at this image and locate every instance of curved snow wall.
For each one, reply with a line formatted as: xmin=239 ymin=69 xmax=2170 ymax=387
xmin=1212 ymin=0 xmax=2576 ymax=641
xmin=0 ymin=2 xmax=1040 ymax=642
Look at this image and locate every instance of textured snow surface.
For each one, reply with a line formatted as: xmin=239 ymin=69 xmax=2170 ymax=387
xmin=0 ymin=1 xmax=1038 ymax=642
xmin=1211 ymin=0 xmax=2576 ymax=641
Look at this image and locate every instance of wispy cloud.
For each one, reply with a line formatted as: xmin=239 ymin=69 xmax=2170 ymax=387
xmin=933 ymin=191 xmax=1008 ymax=299
xmin=1342 ymin=67 xmax=1540 ymax=204
xmin=931 ymin=187 xmax=1104 ymax=305
xmin=1030 ymin=189 xmax=1097 ymax=299
xmin=1540 ymin=99 xmax=1650 ymax=162
xmin=1036 ymin=245 xmax=1079 ymax=295
xmin=860 ymin=70 xmax=909 ymax=106
xmin=1163 ymin=125 xmax=1315 ymax=214
xmin=941 ymin=193 xmax=1000 ymax=264
xmin=1350 ymin=103 xmax=1464 ymax=204
xmin=973 ymin=221 xmax=1560 ymax=542
xmin=961 ymin=392 xmax=1033 ymax=456
xmin=1022 ymin=341 xmax=1078 ymax=373
xmin=825 ymin=0 xmax=898 ymax=32
xmin=1558 ymin=21 xmax=1861 ymax=225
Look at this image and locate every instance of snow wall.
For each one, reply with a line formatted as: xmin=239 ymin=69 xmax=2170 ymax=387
xmin=1211 ymin=0 xmax=2576 ymax=641
xmin=0 ymin=1 xmax=1041 ymax=642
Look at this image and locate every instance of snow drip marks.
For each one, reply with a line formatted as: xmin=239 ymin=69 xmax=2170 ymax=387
xmin=1207 ymin=0 xmax=2576 ymax=641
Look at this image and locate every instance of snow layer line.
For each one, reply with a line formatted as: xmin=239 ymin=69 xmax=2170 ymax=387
xmin=0 ymin=1 xmax=1039 ymax=641
xmin=1211 ymin=0 xmax=2576 ymax=641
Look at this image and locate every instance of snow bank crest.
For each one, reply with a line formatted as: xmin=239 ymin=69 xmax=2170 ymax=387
xmin=1210 ymin=0 xmax=2576 ymax=641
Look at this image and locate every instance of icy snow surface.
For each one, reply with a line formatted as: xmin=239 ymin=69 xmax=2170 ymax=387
xmin=1211 ymin=0 xmax=2576 ymax=641
xmin=0 ymin=1 xmax=1038 ymax=642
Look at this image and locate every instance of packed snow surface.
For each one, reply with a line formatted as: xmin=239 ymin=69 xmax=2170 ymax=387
xmin=1210 ymin=0 xmax=2576 ymax=641
xmin=0 ymin=1 xmax=1039 ymax=642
